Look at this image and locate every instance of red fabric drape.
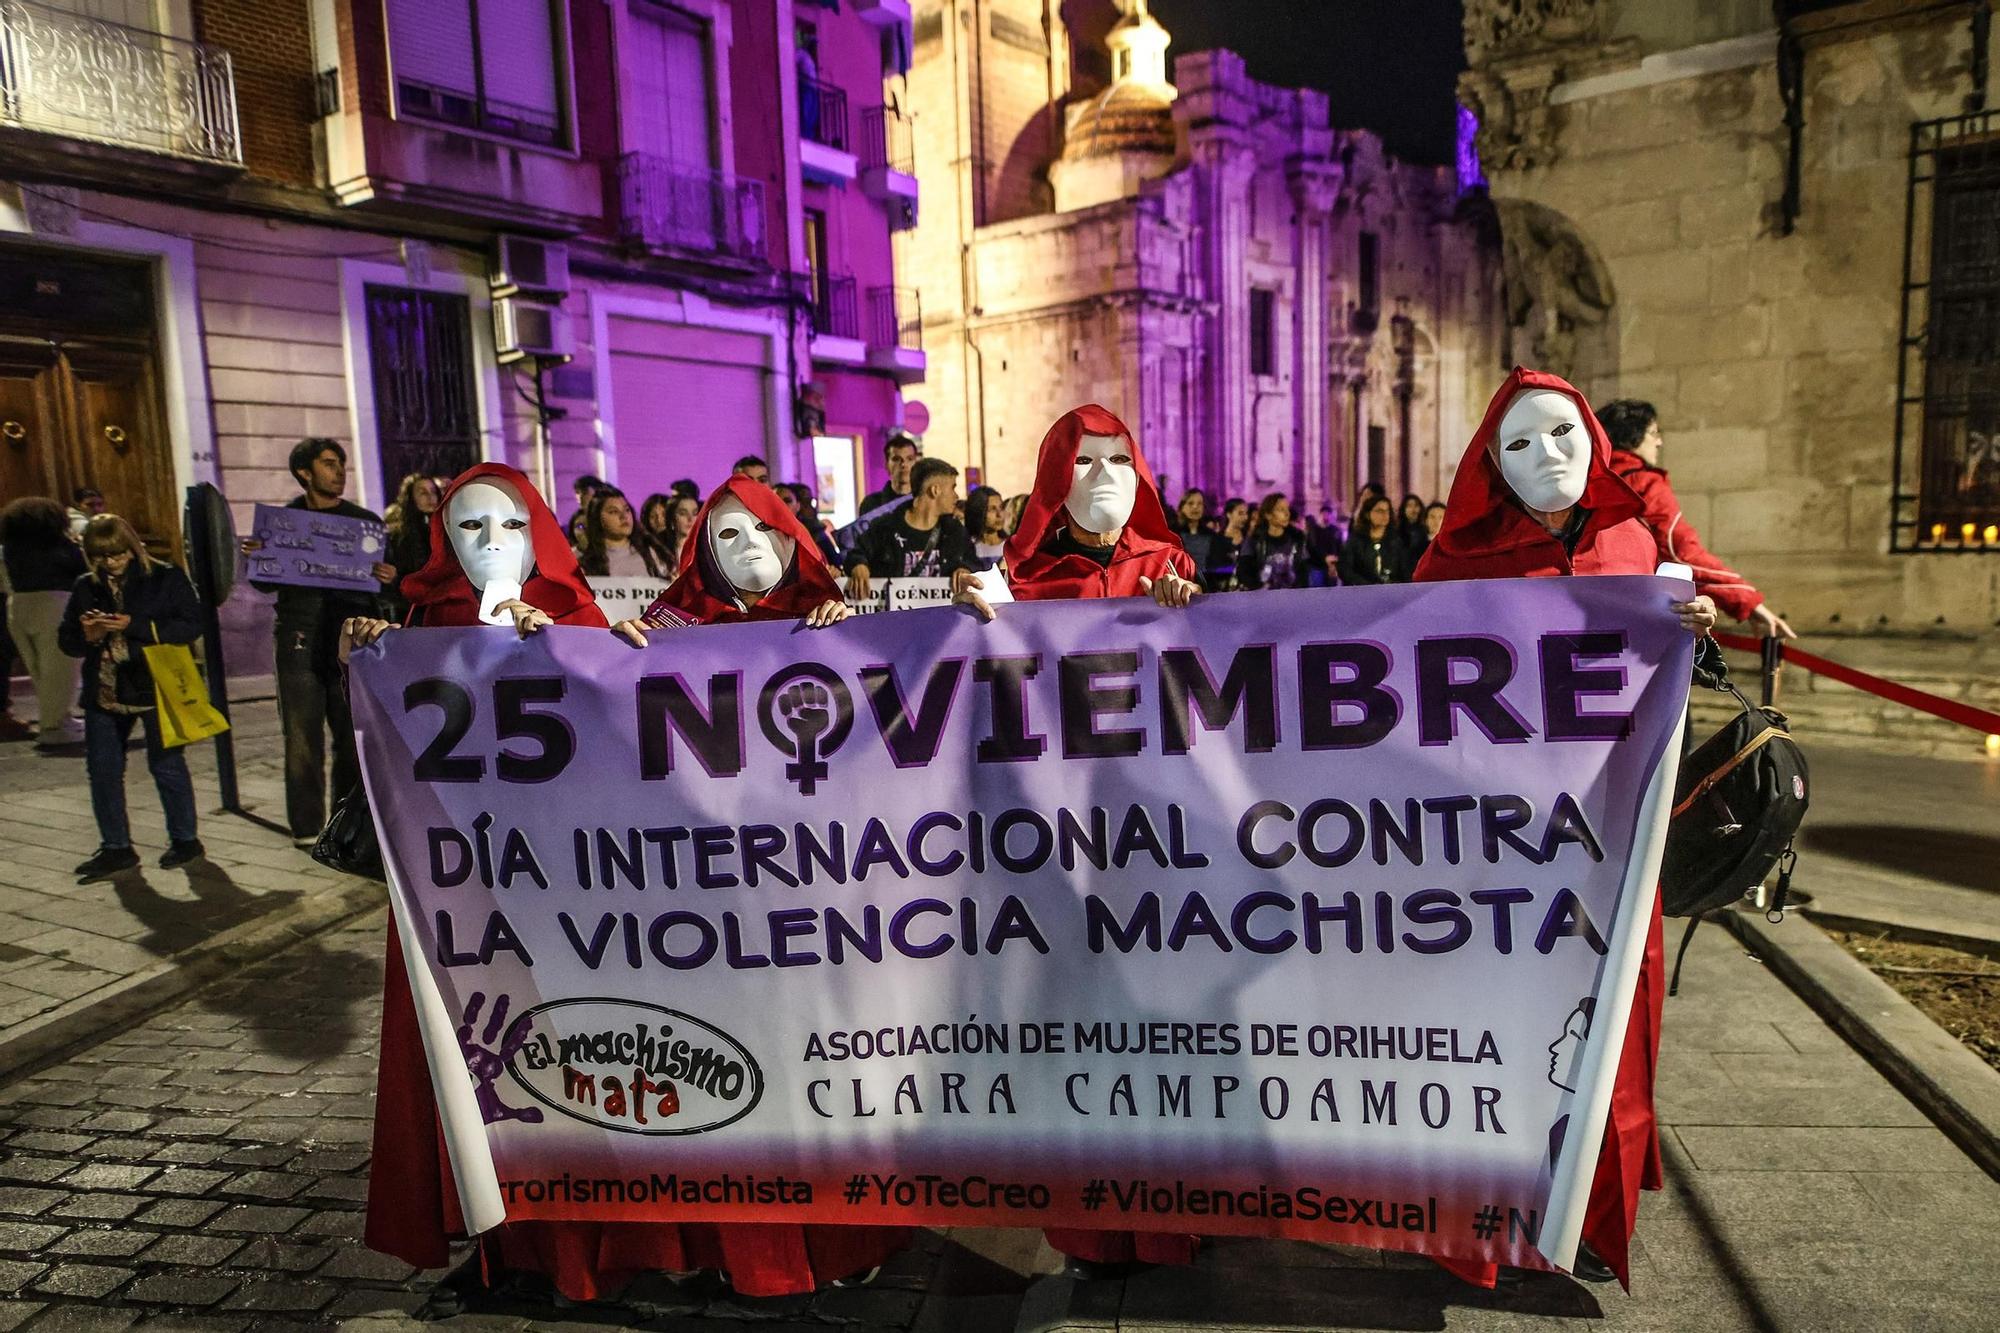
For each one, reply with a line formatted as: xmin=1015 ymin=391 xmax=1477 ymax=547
xmin=1416 ymin=369 xmax=1667 ymax=1290
xmin=642 ymin=476 xmax=845 ymax=626
xmin=398 ymin=462 xmax=606 ymax=629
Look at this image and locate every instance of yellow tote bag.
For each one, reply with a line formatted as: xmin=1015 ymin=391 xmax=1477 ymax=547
xmin=143 ymin=643 xmax=231 ymax=748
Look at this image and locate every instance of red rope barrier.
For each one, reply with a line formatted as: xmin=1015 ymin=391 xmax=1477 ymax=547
xmin=1711 ymin=632 xmax=2000 ymax=735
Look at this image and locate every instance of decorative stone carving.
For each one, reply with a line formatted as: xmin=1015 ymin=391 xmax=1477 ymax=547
xmin=1462 ymin=0 xmax=1603 ymax=67
xmin=1495 ymin=199 xmax=1614 ymax=384
xmin=1459 ymin=61 xmax=1563 ymax=172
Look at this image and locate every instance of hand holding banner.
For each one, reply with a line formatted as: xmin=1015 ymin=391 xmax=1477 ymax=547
xmin=350 ymin=576 xmax=1690 ymax=1272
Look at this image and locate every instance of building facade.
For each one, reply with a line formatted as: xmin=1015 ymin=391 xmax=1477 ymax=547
xmin=895 ymin=0 xmax=1504 ymax=510
xmin=1461 ymin=0 xmax=2000 ymax=634
xmin=0 ymin=0 xmax=922 ymax=669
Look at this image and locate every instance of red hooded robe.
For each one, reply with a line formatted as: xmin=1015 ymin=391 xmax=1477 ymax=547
xmin=1002 ymin=405 xmax=1197 ymax=600
xmin=1002 ymin=409 xmax=1199 ymax=1267
xmin=1415 ymin=368 xmax=1666 ymax=1291
xmin=642 ymin=475 xmax=848 ymax=627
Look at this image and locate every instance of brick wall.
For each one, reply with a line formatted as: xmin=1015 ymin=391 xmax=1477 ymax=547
xmin=196 ymin=0 xmax=318 ymax=186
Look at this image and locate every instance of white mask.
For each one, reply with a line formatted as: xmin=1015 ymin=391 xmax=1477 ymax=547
xmin=707 ymin=495 xmax=795 ymax=595
xmin=446 ymin=480 xmax=536 ymax=624
xmin=1495 ymin=389 xmax=1592 ymax=514
xmin=1066 ymin=433 xmax=1139 ymax=536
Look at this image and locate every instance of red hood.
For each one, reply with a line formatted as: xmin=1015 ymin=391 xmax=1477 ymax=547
xmin=647 ymin=475 xmax=845 ymax=624
xmin=1003 ymin=404 xmax=1185 ymax=596
xmin=1423 ymin=367 xmax=1645 ymax=570
xmin=400 ymin=462 xmax=606 ymax=628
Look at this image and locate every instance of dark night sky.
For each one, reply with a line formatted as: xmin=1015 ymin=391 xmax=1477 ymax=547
xmin=1147 ymin=0 xmax=1466 ymax=166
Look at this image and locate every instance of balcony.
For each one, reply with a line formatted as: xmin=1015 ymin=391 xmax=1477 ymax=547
xmin=0 ymin=0 xmax=240 ymax=176
xmin=810 ymin=274 xmax=865 ymax=366
xmin=866 ymin=286 xmax=925 ymax=384
xmin=617 ymin=155 xmax=768 ymax=265
xmin=860 ymin=107 xmax=917 ymax=229
xmin=798 ymin=77 xmax=856 ymax=185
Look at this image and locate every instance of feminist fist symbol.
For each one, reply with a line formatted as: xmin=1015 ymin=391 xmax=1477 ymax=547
xmin=457 ymin=992 xmax=544 ymax=1126
xmin=779 ymin=681 xmax=832 ymax=794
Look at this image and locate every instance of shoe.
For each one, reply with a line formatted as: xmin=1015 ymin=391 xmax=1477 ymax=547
xmin=1569 ymin=1244 xmax=1616 ymax=1285
xmin=75 ymin=846 xmax=140 ymax=878
xmin=0 ymin=716 xmax=32 ymax=742
xmin=159 ymin=840 xmax=205 ymax=869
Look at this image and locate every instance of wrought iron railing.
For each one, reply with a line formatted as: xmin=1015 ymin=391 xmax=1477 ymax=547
xmin=867 ymin=286 xmax=921 ymax=350
xmin=798 ymin=76 xmax=848 ymax=151
xmin=0 ymin=0 xmax=241 ymax=165
xmin=616 ymin=154 xmax=769 ymax=262
xmin=813 ymin=274 xmax=858 ymax=340
xmin=861 ymin=105 xmax=912 ymax=174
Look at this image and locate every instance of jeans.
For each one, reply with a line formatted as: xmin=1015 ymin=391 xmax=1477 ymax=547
xmin=275 ymin=631 xmax=356 ymax=839
xmin=85 ymin=708 xmax=198 ymax=850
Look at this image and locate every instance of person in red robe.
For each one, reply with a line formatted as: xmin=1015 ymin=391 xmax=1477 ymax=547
xmin=1414 ymin=368 xmax=1715 ymax=1291
xmin=960 ymin=405 xmax=1199 ymax=1273
xmin=606 ymin=474 xmax=911 ymax=1292
xmin=958 ymin=403 xmax=1198 ymax=620
xmin=623 ymin=474 xmax=852 ymax=631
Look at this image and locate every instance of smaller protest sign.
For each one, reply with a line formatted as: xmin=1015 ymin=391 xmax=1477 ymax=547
xmin=591 ymin=575 xmax=953 ymax=619
xmin=246 ymin=505 xmax=386 ymax=593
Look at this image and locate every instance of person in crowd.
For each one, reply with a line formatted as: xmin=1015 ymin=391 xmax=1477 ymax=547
xmin=856 ymin=433 xmax=920 ymax=518
xmin=1415 ymin=367 xmax=1718 ymax=1292
xmin=1238 ymin=493 xmax=1310 ymax=589
xmin=577 ymin=487 xmax=669 ymax=579
xmin=1423 ymin=499 xmax=1446 ymax=548
xmin=1396 ymin=493 xmax=1428 ymax=551
xmin=954 ymin=405 xmax=1195 ymax=1271
xmin=639 ymin=492 xmax=675 ymax=544
xmin=382 ymin=473 xmax=441 ymax=621
xmin=1205 ymin=496 xmax=1249 ymax=589
xmin=780 ymin=483 xmax=843 ymax=565
xmin=567 ymin=509 xmax=589 ymax=550
xmin=671 ymin=478 xmax=701 ymax=502
xmin=67 ymin=486 xmax=108 ymax=539
xmin=732 ymin=455 xmax=771 ymax=486
xmin=58 ymin=515 xmax=204 ymax=876
xmin=565 ymin=473 xmax=604 ymax=545
xmin=1338 ymin=494 xmax=1410 ymax=586
xmin=963 ymin=486 xmax=1010 ymax=567
xmin=1172 ymin=488 xmax=1216 ymax=583
xmin=243 ymin=438 xmax=393 ymax=843
xmin=1597 ymin=398 xmax=1796 ymax=638
xmin=845 ymin=458 xmax=982 ymax=599
xmin=1000 ymin=493 xmax=1029 ymax=537
xmin=656 ymin=494 xmax=700 ymax=569
xmin=1 ymin=497 xmax=86 ymax=749
xmin=1306 ymin=502 xmax=1345 ymax=583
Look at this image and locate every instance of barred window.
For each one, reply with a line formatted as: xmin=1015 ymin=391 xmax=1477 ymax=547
xmin=1894 ymin=112 xmax=2000 ymax=551
xmin=365 ymin=286 xmax=481 ymax=488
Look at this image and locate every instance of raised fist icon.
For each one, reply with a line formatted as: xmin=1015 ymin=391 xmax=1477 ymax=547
xmin=779 ymin=681 xmax=832 ymax=747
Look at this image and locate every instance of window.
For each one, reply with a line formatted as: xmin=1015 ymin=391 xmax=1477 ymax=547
xmin=1354 ymin=231 xmax=1381 ymax=334
xmin=1894 ymin=112 xmax=2000 ymax=551
xmin=386 ymin=0 xmax=565 ymax=147
xmin=365 ymin=286 xmax=481 ymax=486
xmin=628 ymin=3 xmax=713 ymax=170
xmin=1249 ymin=287 xmax=1276 ymax=377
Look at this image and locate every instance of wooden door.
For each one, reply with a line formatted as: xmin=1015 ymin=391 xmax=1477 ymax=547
xmin=0 ymin=339 xmax=64 ymax=513
xmin=63 ymin=340 xmax=175 ymax=551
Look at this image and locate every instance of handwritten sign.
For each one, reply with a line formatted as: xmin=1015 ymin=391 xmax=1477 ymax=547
xmin=247 ymin=505 xmax=386 ymax=593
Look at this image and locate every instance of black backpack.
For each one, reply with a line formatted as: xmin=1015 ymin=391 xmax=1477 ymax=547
xmin=1663 ymin=666 xmax=1808 ymax=993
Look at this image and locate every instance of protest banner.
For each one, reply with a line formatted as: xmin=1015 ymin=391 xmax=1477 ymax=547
xmin=350 ymin=576 xmax=1691 ymax=1272
xmin=590 ymin=575 xmax=954 ymax=619
xmin=246 ymin=505 xmax=387 ymax=592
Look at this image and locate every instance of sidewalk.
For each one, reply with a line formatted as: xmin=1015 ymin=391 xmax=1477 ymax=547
xmin=0 ymin=694 xmax=382 ymax=1076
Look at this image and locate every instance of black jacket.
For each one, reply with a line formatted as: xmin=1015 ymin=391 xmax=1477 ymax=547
xmin=252 ymin=496 xmax=385 ymax=672
xmin=58 ymin=563 xmax=204 ymax=712
xmin=1240 ymin=527 xmax=1310 ymax=589
xmin=1337 ymin=529 xmax=1411 ymax=586
xmin=844 ymin=503 xmax=980 ymax=580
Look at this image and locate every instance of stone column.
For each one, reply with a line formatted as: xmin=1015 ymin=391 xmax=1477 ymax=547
xmin=1288 ymin=163 xmax=1341 ymax=509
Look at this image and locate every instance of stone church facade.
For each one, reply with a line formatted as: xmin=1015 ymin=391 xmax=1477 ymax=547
xmin=1461 ymin=0 xmax=2000 ymax=636
xmin=896 ymin=0 xmax=1505 ymax=511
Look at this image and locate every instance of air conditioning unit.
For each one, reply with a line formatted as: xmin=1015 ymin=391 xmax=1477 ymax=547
xmin=490 ymin=236 xmax=571 ymax=301
xmin=494 ymin=296 xmax=574 ymax=364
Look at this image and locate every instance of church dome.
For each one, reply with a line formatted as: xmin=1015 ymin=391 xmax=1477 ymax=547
xmin=1063 ymin=80 xmax=1176 ymax=160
